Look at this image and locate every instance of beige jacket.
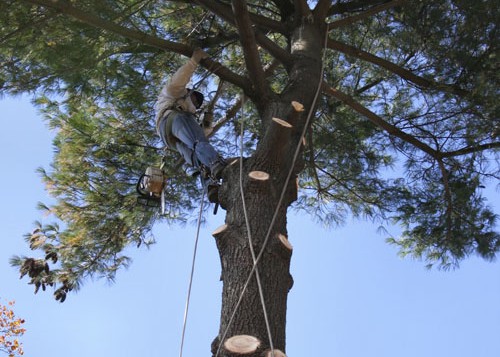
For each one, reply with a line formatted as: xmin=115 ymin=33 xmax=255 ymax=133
xmin=155 ymin=57 xmax=199 ymax=134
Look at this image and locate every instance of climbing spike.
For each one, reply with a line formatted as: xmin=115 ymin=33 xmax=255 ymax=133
xmin=224 ymin=335 xmax=261 ymax=354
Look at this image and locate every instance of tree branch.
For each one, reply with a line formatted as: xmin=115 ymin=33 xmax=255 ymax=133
xmin=313 ymin=0 xmax=334 ymax=21
xmin=22 ymin=0 xmax=187 ymax=52
xmin=294 ymin=0 xmax=312 ymax=17
xmin=328 ymin=0 xmax=407 ymax=30
xmin=440 ymin=142 xmax=500 ymax=158
xmin=193 ymin=0 xmax=291 ymax=88
xmin=21 ymin=0 xmax=249 ymax=91
xmin=328 ymin=0 xmax=392 ymax=16
xmin=195 ymin=0 xmax=291 ymax=69
xmin=0 ymin=10 xmax=55 ymax=44
xmin=254 ymin=31 xmax=293 ymax=68
xmin=193 ymin=0 xmax=290 ymax=60
xmin=322 ymin=82 xmax=440 ymax=158
xmin=208 ymin=60 xmax=280 ymax=138
xmin=231 ymin=0 xmax=270 ymax=98
xmin=194 ymin=0 xmax=286 ymax=34
xmin=327 ymin=39 xmax=470 ymax=97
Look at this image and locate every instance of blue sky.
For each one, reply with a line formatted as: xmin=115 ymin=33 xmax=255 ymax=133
xmin=1 ymin=95 xmax=500 ymax=357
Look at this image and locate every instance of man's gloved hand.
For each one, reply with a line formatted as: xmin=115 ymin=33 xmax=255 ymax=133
xmin=191 ymin=48 xmax=208 ymax=63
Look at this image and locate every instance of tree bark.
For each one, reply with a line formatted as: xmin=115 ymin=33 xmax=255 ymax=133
xmin=212 ymin=19 xmax=324 ymax=356
xmin=213 ymin=155 xmax=294 ymax=356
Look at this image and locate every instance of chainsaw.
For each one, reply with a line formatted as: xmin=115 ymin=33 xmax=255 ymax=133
xmin=136 ymin=166 xmax=167 ymax=214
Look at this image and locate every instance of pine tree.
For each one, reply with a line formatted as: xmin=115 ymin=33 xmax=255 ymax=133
xmin=2 ymin=1 xmax=499 ymax=355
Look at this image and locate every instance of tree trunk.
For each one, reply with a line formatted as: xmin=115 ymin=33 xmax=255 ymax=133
xmin=212 ymin=20 xmax=324 ymax=356
xmin=213 ymin=155 xmax=295 ymax=356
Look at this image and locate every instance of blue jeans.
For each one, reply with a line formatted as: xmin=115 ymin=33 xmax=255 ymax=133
xmin=158 ymin=111 xmax=222 ymax=189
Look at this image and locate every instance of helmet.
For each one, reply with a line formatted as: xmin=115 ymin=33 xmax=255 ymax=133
xmin=187 ymin=88 xmax=204 ymax=109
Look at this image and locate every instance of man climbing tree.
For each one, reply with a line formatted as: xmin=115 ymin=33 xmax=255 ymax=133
xmin=155 ymin=47 xmax=226 ymax=203
xmin=3 ymin=0 xmax=499 ymax=356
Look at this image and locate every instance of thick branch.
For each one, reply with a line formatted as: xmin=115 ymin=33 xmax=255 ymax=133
xmin=322 ymin=82 xmax=439 ymax=158
xmin=329 ymin=0 xmax=392 ymax=16
xmin=195 ymin=0 xmax=292 ymax=69
xmin=254 ymin=31 xmax=293 ymax=68
xmin=232 ymin=0 xmax=270 ymax=98
xmin=23 ymin=0 xmax=186 ymax=52
xmin=209 ymin=60 xmax=280 ymax=138
xmin=328 ymin=0 xmax=407 ymax=30
xmin=315 ymin=165 xmax=383 ymax=207
xmin=194 ymin=0 xmax=291 ymax=90
xmin=313 ymin=0 xmax=334 ymax=21
xmin=327 ymin=39 xmax=470 ymax=97
xmin=22 ymin=0 xmax=249 ymax=91
xmin=294 ymin=0 xmax=312 ymax=17
xmin=440 ymin=142 xmax=500 ymax=158
xmin=194 ymin=0 xmax=286 ymax=34
xmin=307 ymin=127 xmax=324 ymax=192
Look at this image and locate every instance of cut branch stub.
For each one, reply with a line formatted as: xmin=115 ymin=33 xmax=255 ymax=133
xmin=278 ymin=234 xmax=293 ymax=251
xmin=212 ymin=224 xmax=228 ymax=238
xmin=272 ymin=117 xmax=293 ymax=128
xmin=264 ymin=349 xmax=287 ymax=357
xmin=291 ymin=101 xmax=304 ymax=112
xmin=249 ymin=171 xmax=270 ymax=181
xmin=224 ymin=335 xmax=261 ymax=354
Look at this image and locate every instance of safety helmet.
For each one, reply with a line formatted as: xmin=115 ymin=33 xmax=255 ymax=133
xmin=187 ymin=88 xmax=204 ymax=109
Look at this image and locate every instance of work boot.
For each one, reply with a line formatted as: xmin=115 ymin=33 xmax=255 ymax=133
xmin=182 ymin=163 xmax=200 ymax=177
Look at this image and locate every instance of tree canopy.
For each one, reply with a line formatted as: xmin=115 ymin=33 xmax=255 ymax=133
xmin=3 ymin=0 xmax=499 ymax=301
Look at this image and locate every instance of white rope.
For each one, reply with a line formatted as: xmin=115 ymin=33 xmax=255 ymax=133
xmin=215 ymin=23 xmax=329 ymax=357
xmin=179 ymin=190 xmax=206 ymax=357
xmin=216 ymin=94 xmax=277 ymax=356
xmin=237 ymin=96 xmax=276 ymax=355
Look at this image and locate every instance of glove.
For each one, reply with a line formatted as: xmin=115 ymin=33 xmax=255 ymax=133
xmin=191 ymin=48 xmax=208 ymax=63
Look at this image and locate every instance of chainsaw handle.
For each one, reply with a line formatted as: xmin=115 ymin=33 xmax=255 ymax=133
xmin=136 ymin=173 xmax=148 ymax=196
